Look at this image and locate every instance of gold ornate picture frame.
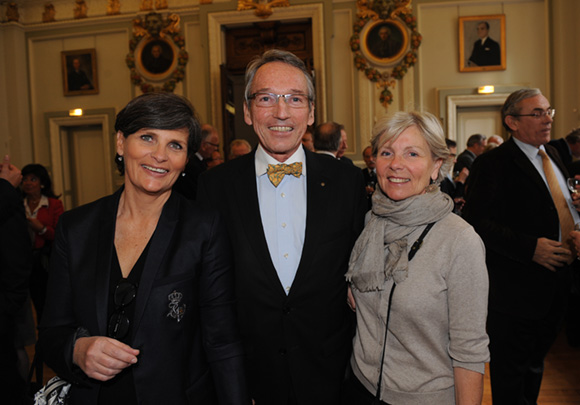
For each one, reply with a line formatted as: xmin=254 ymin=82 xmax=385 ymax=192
xmin=459 ymin=14 xmax=506 ymax=72
xmin=360 ymin=19 xmax=410 ymax=67
xmin=62 ymin=49 xmax=99 ymax=96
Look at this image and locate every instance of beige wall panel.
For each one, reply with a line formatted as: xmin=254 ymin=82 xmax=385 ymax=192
xmin=417 ymin=1 xmax=547 ymax=118
xmin=331 ymin=9 xmax=356 ymax=156
xmin=0 ymin=25 xmax=32 ymax=167
xmin=184 ymin=21 xmax=209 ymax=123
xmin=29 ymin=30 xmax=130 ymax=166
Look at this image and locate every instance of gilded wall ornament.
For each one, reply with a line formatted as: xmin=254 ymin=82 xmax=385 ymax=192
xmin=350 ymin=0 xmax=421 ymax=109
xmin=107 ymin=0 xmax=121 ymax=15
xmin=43 ymin=3 xmax=56 ymax=22
xmin=126 ymin=12 xmax=188 ymax=93
xmin=6 ymin=3 xmax=20 ymax=22
xmin=237 ymin=0 xmax=290 ymax=19
xmin=74 ymin=0 xmax=88 ymax=19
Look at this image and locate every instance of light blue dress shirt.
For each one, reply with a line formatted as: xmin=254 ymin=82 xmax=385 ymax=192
xmin=255 ymin=145 xmax=307 ymax=295
xmin=513 ymin=137 xmax=580 ymax=240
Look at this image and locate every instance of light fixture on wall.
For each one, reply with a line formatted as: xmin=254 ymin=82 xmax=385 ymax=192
xmin=478 ymin=85 xmax=495 ymax=94
xmin=69 ymin=108 xmax=83 ymax=116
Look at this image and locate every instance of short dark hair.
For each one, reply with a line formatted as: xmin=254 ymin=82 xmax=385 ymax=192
xmin=244 ymin=49 xmax=315 ymax=109
xmin=566 ymin=128 xmax=580 ymax=145
xmin=445 ymin=139 xmax=457 ymax=148
xmin=467 ymin=134 xmax=486 ymax=147
xmin=478 ymin=21 xmax=490 ymax=30
xmin=313 ymin=122 xmax=343 ymax=152
xmin=21 ymin=164 xmax=59 ymax=199
xmin=114 ymin=92 xmax=200 ymax=175
xmin=501 ymin=88 xmax=542 ymax=132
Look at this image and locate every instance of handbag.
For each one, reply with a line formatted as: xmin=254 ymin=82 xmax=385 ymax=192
xmin=33 ymin=377 xmax=71 ymax=405
xmin=27 ymin=345 xmax=72 ymax=405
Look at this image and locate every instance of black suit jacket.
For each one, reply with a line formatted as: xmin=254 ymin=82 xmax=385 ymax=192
xmin=469 ymin=37 xmax=501 ymax=66
xmin=548 ymin=138 xmax=573 ymax=170
xmin=173 ymin=155 xmax=206 ymax=200
xmin=453 ymin=149 xmax=476 ymax=174
xmin=39 ymin=188 xmax=248 ymax=405
xmin=463 ymin=138 xmax=572 ymax=320
xmin=197 ymin=148 xmax=367 ymax=404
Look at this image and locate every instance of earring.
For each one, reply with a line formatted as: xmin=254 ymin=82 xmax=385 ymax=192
xmin=117 ymin=155 xmax=123 ymax=162
xmin=181 ymin=172 xmax=186 ymax=177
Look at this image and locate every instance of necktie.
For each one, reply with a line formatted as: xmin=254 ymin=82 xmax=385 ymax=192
xmin=538 ymin=149 xmax=575 ymax=252
xmin=267 ymin=162 xmax=302 ymax=187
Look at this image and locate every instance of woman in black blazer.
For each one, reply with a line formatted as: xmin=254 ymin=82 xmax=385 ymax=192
xmin=39 ymin=93 xmax=249 ymax=404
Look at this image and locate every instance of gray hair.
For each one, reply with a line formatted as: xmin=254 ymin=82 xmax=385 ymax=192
xmin=370 ymin=111 xmax=450 ymax=183
xmin=244 ymin=49 xmax=315 ymax=109
xmin=501 ymin=88 xmax=542 ymax=132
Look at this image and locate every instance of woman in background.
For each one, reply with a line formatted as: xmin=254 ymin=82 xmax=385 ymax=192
xmin=345 ymin=111 xmax=489 ymax=404
xmin=39 ymin=93 xmax=249 ymax=404
xmin=21 ymin=163 xmax=64 ymax=323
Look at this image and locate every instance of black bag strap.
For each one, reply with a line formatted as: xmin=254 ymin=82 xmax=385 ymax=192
xmin=27 ymin=343 xmax=44 ymax=387
xmin=373 ymin=221 xmax=436 ymax=404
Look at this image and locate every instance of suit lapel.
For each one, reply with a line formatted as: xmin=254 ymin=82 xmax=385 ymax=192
xmin=291 ymin=152 xmax=332 ymax=293
xmin=131 ymin=192 xmax=179 ymax=338
xmin=506 ymin=138 xmax=554 ymax=204
xmin=232 ymin=154 xmax=286 ymax=295
xmin=94 ymin=189 xmax=122 ymax=335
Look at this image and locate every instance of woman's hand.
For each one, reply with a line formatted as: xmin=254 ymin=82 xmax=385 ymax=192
xmin=570 ymin=230 xmax=580 ymax=257
xmin=73 ymin=336 xmax=140 ymax=381
xmin=347 ymin=285 xmax=356 ymax=312
xmin=27 ymin=217 xmax=44 ymax=233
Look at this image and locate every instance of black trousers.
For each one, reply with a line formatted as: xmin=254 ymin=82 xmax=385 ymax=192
xmin=341 ymin=368 xmax=390 ymax=405
xmin=487 ymin=304 xmax=566 ymax=405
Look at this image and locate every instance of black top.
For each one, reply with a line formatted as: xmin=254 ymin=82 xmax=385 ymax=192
xmin=98 ymin=242 xmax=150 ymax=404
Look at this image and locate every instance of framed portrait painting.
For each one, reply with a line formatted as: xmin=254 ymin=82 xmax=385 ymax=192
xmin=459 ymin=14 xmax=506 ymax=72
xmin=61 ymin=49 xmax=99 ymax=96
xmin=134 ymin=36 xmax=179 ymax=82
xmin=360 ymin=19 xmax=410 ymax=67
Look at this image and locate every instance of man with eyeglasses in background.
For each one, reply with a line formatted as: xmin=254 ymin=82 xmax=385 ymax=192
xmin=173 ymin=123 xmax=219 ymax=199
xmin=463 ymin=88 xmax=580 ymax=405
xmin=198 ymin=49 xmax=366 ymax=405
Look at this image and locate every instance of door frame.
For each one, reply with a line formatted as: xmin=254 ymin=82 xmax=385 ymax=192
xmin=45 ymin=108 xmax=116 ymax=209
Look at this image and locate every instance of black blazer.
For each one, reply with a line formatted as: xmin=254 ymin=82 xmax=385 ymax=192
xmin=548 ymin=138 xmax=573 ymax=170
xmin=39 ymin=188 xmax=248 ymax=405
xmin=469 ymin=36 xmax=501 ymax=66
xmin=463 ymin=138 xmax=572 ymax=320
xmin=197 ymin=148 xmax=367 ymax=404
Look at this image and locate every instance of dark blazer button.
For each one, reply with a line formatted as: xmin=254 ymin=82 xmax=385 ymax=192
xmin=279 ymin=348 xmax=287 ymax=355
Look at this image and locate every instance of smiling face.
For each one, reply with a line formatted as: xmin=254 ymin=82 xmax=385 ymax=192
xmin=243 ymin=61 xmax=314 ymax=162
xmin=375 ymin=126 xmax=442 ymax=201
xmin=506 ymin=94 xmax=553 ymax=148
xmin=117 ymin=128 xmax=189 ymax=196
xmin=21 ymin=174 xmax=42 ymax=198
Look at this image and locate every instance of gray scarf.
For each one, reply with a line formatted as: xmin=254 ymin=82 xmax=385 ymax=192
xmin=346 ymin=185 xmax=453 ymax=291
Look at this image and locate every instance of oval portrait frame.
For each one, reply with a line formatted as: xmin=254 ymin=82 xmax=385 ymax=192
xmin=135 ymin=36 xmax=179 ymax=82
xmin=361 ymin=19 xmax=410 ymax=67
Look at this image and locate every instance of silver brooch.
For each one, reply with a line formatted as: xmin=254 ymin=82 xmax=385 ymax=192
xmin=167 ymin=290 xmax=186 ymax=322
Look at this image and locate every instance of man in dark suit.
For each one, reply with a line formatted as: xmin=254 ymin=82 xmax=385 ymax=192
xmin=173 ymin=124 xmax=219 ymax=199
xmin=468 ymin=21 xmax=501 ymax=67
xmin=0 ymin=156 xmax=32 ymax=403
xmin=453 ymin=133 xmax=486 ymax=174
xmin=336 ymin=125 xmax=354 ymax=165
xmin=463 ymin=88 xmax=579 ymax=405
xmin=198 ymin=49 xmax=367 ymax=404
xmin=548 ymin=127 xmax=580 ymax=170
xmin=313 ymin=121 xmax=342 ymax=158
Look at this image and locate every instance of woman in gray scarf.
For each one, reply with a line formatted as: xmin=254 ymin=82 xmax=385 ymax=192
xmin=344 ymin=111 xmax=489 ymax=405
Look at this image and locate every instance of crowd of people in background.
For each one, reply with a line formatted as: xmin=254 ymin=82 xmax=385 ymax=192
xmin=3 ymin=48 xmax=580 ymax=405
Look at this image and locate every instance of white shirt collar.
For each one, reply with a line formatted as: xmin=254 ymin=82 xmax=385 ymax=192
xmin=513 ymin=136 xmax=544 ymax=160
xmin=255 ymin=144 xmax=306 ymax=177
xmin=316 ymin=150 xmax=336 ymax=158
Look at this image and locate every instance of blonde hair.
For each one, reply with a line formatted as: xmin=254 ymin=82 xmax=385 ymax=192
xmin=370 ymin=111 xmax=451 ymax=183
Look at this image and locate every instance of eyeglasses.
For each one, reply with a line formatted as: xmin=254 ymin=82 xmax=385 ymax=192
xmin=510 ymin=108 xmax=555 ymax=119
xmin=108 ymin=279 xmax=138 ymax=339
xmin=248 ymin=93 xmax=311 ymax=109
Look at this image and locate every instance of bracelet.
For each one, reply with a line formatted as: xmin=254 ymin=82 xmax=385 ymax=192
xmin=38 ymin=226 xmax=47 ymax=235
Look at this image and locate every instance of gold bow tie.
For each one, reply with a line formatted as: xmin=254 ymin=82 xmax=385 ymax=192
xmin=266 ymin=162 xmax=302 ymax=187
